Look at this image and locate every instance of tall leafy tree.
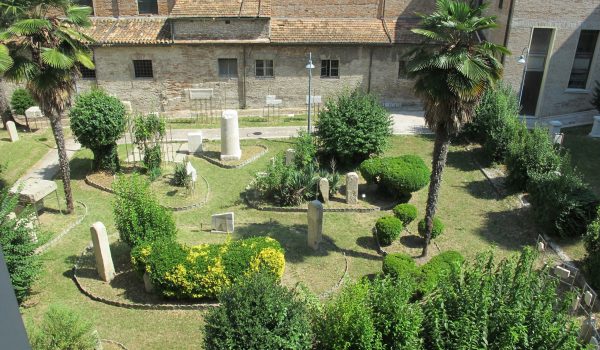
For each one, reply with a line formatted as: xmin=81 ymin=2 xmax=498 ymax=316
xmin=407 ymin=0 xmax=507 ymax=256
xmin=0 ymin=0 xmax=94 ymax=212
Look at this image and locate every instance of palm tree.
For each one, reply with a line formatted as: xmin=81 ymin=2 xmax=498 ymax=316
xmin=406 ymin=0 xmax=507 ymax=256
xmin=0 ymin=0 xmax=94 ymax=213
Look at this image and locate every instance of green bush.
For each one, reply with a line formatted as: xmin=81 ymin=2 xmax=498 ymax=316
xmin=592 ymin=80 xmax=600 ymax=113
xmin=528 ymin=164 xmax=598 ymax=238
xmin=28 ymin=305 xmax=100 ymax=350
xmin=293 ymin=131 xmax=318 ymax=169
xmin=375 ymin=216 xmax=403 ymax=247
xmin=204 ymin=272 xmax=312 ymax=350
xmin=584 ymin=207 xmax=600 ymax=289
xmin=144 ymin=144 xmax=162 ymax=175
xmin=112 ymin=173 xmax=176 ymax=247
xmin=417 ymin=217 xmax=444 ymax=239
xmin=0 ymin=190 xmax=40 ymax=304
xmin=392 ymin=203 xmax=418 ymax=225
xmin=69 ymin=89 xmax=127 ymax=172
xmin=422 ymin=249 xmax=584 ymax=349
xmin=132 ymin=236 xmax=285 ymax=300
xmin=505 ymin=126 xmax=563 ymax=191
xmin=316 ymin=89 xmax=392 ymax=167
xmin=359 ymin=155 xmax=430 ymax=197
xmin=418 ymin=250 xmax=463 ymax=293
xmin=172 ymin=162 xmax=191 ymax=188
xmin=459 ymin=83 xmax=524 ymax=161
xmin=315 ymin=276 xmax=422 ymax=350
xmin=133 ymin=113 xmax=166 ymax=171
xmin=10 ymin=88 xmax=35 ymax=116
xmin=382 ymin=252 xmax=419 ymax=280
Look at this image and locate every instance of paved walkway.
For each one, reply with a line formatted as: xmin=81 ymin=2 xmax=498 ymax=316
xmin=18 ymin=138 xmax=81 ymax=182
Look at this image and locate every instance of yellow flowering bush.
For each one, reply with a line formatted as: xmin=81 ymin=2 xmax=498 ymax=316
xmin=131 ymin=237 xmax=285 ymax=300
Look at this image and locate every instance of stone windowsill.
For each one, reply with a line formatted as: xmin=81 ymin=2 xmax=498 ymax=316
xmin=564 ymin=88 xmax=590 ymax=94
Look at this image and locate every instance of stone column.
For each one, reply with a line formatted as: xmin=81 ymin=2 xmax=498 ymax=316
xmin=220 ymin=110 xmax=242 ymax=161
xmin=307 ymin=200 xmax=323 ymax=250
xmin=285 ymin=149 xmax=296 ymax=165
xmin=590 ymin=116 xmax=600 ymax=138
xmin=6 ymin=121 xmax=18 ymax=142
xmin=346 ymin=172 xmax=359 ymax=205
xmin=187 ymin=132 xmax=203 ymax=155
xmin=319 ymin=178 xmax=330 ymax=204
xmin=90 ymin=222 xmax=115 ymax=282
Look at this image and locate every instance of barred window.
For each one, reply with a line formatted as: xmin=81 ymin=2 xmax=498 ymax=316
xmin=568 ymin=30 xmax=599 ymax=89
xmin=398 ymin=60 xmax=408 ymax=79
xmin=218 ymin=59 xmax=238 ymax=78
xmin=137 ymin=0 xmax=158 ymax=14
xmin=255 ymin=60 xmax=274 ymax=77
xmin=74 ymin=0 xmax=94 ymax=15
xmin=133 ymin=60 xmax=153 ymax=78
xmin=321 ymin=60 xmax=339 ymax=78
xmin=78 ymin=63 xmax=96 ymax=79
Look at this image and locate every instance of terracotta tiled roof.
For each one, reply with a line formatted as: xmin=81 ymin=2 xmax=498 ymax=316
xmin=170 ymin=0 xmax=271 ymax=18
xmin=84 ymin=18 xmax=172 ymax=45
xmin=270 ymin=18 xmax=391 ymax=44
xmin=386 ymin=18 xmax=422 ymax=44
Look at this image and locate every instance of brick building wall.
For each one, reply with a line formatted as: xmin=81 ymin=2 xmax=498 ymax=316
xmin=173 ymin=19 xmax=270 ymax=41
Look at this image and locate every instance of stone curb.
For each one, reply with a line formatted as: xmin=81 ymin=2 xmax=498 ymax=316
xmin=85 ymin=173 xmax=211 ymax=212
xmin=244 ymin=193 xmax=387 ymax=213
xmin=72 ymin=245 xmax=219 ymax=311
xmin=34 ymin=201 xmax=88 ymax=254
xmin=197 ymin=144 xmax=268 ymax=169
xmin=100 ymin=339 xmax=129 ymax=350
xmin=318 ymin=236 xmax=350 ymax=299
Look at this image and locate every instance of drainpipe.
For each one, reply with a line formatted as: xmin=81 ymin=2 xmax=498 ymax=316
xmin=241 ymin=45 xmax=247 ymax=109
xmin=367 ymin=47 xmax=374 ymax=93
xmin=502 ymin=0 xmax=516 ymax=64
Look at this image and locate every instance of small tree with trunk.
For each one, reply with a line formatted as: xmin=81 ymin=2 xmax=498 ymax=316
xmin=70 ymin=89 xmax=126 ymax=172
xmin=407 ymin=0 xmax=507 ymax=256
xmin=0 ymin=0 xmax=94 ymax=213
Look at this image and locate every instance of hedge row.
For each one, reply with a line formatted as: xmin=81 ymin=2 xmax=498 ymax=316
xmin=131 ymin=237 xmax=285 ymax=300
xmin=359 ymin=155 xmax=430 ymax=197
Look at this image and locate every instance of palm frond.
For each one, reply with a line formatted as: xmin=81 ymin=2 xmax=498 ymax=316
xmin=65 ymin=6 xmax=92 ymax=27
xmin=0 ymin=44 xmax=14 ymax=72
xmin=74 ymin=49 xmax=94 ymax=69
xmin=3 ymin=55 xmax=40 ymax=82
xmin=7 ymin=18 xmax=52 ymax=36
xmin=41 ymin=47 xmax=74 ymax=69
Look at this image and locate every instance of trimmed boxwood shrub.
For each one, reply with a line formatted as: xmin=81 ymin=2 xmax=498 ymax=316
xmin=359 ymin=155 xmax=430 ymax=197
xmin=70 ymin=89 xmax=127 ymax=172
xmin=393 ymin=203 xmax=418 ymax=225
xmin=10 ymin=88 xmax=35 ymax=116
xmin=418 ymin=217 xmax=444 ymax=239
xmin=382 ymin=253 xmax=419 ymax=280
xmin=204 ymin=272 xmax=312 ymax=350
xmin=418 ymin=251 xmax=464 ymax=294
xmin=375 ymin=216 xmax=403 ymax=247
xmin=315 ymin=89 xmax=392 ymax=167
xmin=112 ymin=174 xmax=177 ymax=247
xmin=131 ymin=236 xmax=285 ymax=300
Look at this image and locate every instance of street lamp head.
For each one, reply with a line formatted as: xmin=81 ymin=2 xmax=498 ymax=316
xmin=306 ymin=62 xmax=315 ymax=69
xmin=517 ymin=55 xmax=526 ymax=64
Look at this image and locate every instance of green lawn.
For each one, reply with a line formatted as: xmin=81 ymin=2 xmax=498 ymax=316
xmin=21 ymin=135 xmax=541 ymax=349
xmin=0 ymin=126 xmax=56 ymax=188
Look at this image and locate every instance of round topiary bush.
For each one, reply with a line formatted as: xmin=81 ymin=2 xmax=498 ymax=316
xmin=10 ymin=88 xmax=35 ymax=116
xmin=69 ymin=89 xmax=126 ymax=172
xmin=359 ymin=158 xmax=384 ymax=184
xmin=380 ymin=155 xmax=430 ymax=196
xmin=418 ymin=217 xmax=444 ymax=239
xmin=393 ymin=204 xmax=418 ymax=225
xmin=204 ymin=272 xmax=312 ymax=350
xmin=382 ymin=253 xmax=419 ymax=280
xmin=375 ymin=216 xmax=404 ymax=247
xmin=315 ymin=89 xmax=392 ymax=167
xmin=418 ymin=250 xmax=464 ymax=293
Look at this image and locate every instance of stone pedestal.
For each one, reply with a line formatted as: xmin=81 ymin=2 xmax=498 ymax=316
xmin=346 ymin=172 xmax=359 ymax=205
xmin=6 ymin=121 xmax=18 ymax=142
xmin=187 ymin=132 xmax=203 ymax=155
xmin=220 ymin=110 xmax=241 ymax=161
xmin=319 ymin=178 xmax=330 ymax=204
xmin=211 ymin=212 xmax=235 ymax=233
xmin=121 ymin=101 xmax=133 ymax=114
xmin=285 ymin=149 xmax=296 ymax=166
xmin=90 ymin=222 xmax=115 ymax=282
xmin=307 ymin=200 xmax=323 ymax=250
xmin=549 ymin=120 xmax=563 ymax=135
xmin=143 ymin=272 xmax=154 ymax=293
xmin=25 ymin=106 xmax=42 ymax=119
xmin=590 ymin=116 xmax=600 ymax=138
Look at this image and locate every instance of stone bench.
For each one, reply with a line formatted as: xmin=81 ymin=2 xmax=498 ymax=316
xmin=10 ymin=178 xmax=58 ymax=213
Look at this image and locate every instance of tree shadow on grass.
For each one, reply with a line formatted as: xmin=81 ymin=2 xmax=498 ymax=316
xmin=464 ymin=178 xmax=502 ymax=200
xmin=400 ymin=234 xmax=423 ymax=249
xmin=69 ymin=157 xmax=93 ymax=180
xmin=446 ymin=148 xmax=480 ymax=172
xmin=474 ymin=206 xmax=538 ymax=251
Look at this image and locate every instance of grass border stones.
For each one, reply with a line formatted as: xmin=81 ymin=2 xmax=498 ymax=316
xmin=197 ymin=144 xmax=268 ymax=169
xmin=35 ymin=200 xmax=88 ymax=254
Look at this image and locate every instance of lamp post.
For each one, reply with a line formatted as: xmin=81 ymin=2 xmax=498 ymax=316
xmin=306 ymin=52 xmax=315 ymax=134
xmin=517 ymin=47 xmax=528 ymax=110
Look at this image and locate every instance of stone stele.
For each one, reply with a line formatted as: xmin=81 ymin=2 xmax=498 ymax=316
xmin=346 ymin=172 xmax=359 ymax=205
xmin=285 ymin=149 xmax=296 ymax=165
xmin=187 ymin=132 xmax=203 ymax=155
xmin=90 ymin=222 xmax=115 ymax=282
xmin=590 ymin=115 xmax=600 ymax=138
xmin=220 ymin=110 xmax=242 ymax=161
xmin=211 ymin=212 xmax=235 ymax=233
xmin=319 ymin=178 xmax=330 ymax=204
xmin=6 ymin=121 xmax=18 ymax=142
xmin=307 ymin=200 xmax=323 ymax=250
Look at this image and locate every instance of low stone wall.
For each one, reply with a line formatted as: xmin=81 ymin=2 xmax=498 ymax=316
xmin=198 ymin=144 xmax=268 ymax=169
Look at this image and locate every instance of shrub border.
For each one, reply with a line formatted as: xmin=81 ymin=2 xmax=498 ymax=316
xmin=85 ymin=173 xmax=210 ymax=212
xmin=34 ymin=201 xmax=88 ymax=254
xmin=196 ymin=144 xmax=268 ymax=169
